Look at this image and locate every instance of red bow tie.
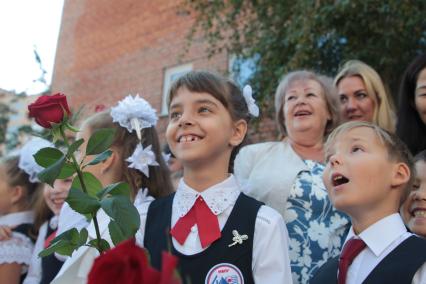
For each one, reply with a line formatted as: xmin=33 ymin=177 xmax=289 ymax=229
xmin=170 ymin=196 xmax=221 ymax=248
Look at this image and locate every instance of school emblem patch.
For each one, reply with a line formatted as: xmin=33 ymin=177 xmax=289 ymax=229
xmin=205 ymin=263 xmax=244 ymax=284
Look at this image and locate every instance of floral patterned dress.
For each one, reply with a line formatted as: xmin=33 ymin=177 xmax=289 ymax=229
xmin=284 ymin=160 xmax=350 ymax=284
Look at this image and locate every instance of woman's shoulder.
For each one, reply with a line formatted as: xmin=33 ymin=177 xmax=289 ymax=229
xmin=240 ymin=141 xmax=284 ymax=155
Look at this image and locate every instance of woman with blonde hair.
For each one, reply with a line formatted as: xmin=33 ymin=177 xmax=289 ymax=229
xmin=334 ymin=60 xmax=396 ymax=132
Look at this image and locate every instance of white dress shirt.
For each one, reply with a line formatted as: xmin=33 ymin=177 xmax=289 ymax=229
xmin=136 ymin=175 xmax=293 ymax=283
xmin=344 ymin=213 xmax=426 ymax=284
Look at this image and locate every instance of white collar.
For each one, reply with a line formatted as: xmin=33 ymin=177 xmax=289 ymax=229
xmin=345 ymin=213 xmax=408 ymax=257
xmin=174 ymin=175 xmax=241 ymax=218
xmin=133 ymin=188 xmax=154 ymax=208
xmin=0 ymin=211 xmax=34 ymax=226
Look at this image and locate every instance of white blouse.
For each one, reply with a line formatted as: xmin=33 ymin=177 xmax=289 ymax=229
xmin=0 ymin=211 xmax=35 ymax=274
xmin=136 ymin=175 xmax=293 ymax=283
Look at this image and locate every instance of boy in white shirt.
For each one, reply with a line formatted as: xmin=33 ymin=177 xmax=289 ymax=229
xmin=311 ymin=121 xmax=426 ymax=284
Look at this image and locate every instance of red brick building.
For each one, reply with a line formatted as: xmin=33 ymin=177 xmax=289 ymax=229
xmin=51 ymin=0 xmax=277 ymax=142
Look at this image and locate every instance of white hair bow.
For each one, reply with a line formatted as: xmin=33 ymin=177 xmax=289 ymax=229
xmin=243 ymin=85 xmax=259 ymax=117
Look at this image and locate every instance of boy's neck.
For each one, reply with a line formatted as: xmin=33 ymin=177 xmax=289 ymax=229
xmin=183 ymin=166 xmax=230 ymax=192
xmin=350 ymin=207 xmax=399 ymax=235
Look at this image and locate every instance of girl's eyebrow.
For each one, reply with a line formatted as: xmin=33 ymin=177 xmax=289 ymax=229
xmin=194 ymin=99 xmax=219 ymax=107
xmin=170 ymin=99 xmax=219 ymax=110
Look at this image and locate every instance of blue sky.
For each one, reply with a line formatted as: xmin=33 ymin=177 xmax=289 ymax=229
xmin=0 ymin=0 xmax=64 ymax=95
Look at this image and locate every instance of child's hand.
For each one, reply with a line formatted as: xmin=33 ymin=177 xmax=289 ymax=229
xmin=0 ymin=225 xmax=13 ymax=241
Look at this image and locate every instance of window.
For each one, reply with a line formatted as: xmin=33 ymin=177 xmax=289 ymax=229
xmin=161 ymin=63 xmax=193 ymax=115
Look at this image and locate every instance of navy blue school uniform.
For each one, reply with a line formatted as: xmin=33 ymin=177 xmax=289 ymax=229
xmin=140 ymin=175 xmax=292 ymax=284
xmin=311 ymin=213 xmax=426 ymax=284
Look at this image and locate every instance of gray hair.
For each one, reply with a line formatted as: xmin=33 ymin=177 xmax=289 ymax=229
xmin=274 ymin=70 xmax=340 ymax=137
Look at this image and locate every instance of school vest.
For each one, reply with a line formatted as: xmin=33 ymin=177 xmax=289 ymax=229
xmin=144 ymin=192 xmax=263 ymax=284
xmin=40 ymin=223 xmax=64 ymax=284
xmin=13 ymin=224 xmax=36 ymax=284
xmin=310 ymin=235 xmax=426 ymax=284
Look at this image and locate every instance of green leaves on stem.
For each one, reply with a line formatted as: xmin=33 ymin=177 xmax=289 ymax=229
xmin=39 ymin=228 xmax=88 ymax=257
xmin=35 ymin=126 xmax=140 ymax=257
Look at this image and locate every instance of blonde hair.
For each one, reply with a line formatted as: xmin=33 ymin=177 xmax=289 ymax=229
xmin=334 ymin=60 xmax=396 ymax=133
xmin=274 ymin=70 xmax=340 ymax=137
xmin=83 ymin=111 xmax=173 ymax=199
xmin=325 ymin=121 xmax=414 ymax=204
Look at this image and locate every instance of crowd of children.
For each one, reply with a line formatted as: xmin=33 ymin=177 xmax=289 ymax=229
xmin=0 ymin=54 xmax=425 ymax=284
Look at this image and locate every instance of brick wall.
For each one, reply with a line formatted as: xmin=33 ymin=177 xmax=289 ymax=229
xmin=51 ymin=0 xmax=278 ymax=144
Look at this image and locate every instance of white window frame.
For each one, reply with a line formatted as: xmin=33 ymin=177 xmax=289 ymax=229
xmin=161 ymin=63 xmax=193 ymax=115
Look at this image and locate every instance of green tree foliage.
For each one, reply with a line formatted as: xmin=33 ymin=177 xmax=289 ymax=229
xmin=184 ymin=0 xmax=426 ymax=113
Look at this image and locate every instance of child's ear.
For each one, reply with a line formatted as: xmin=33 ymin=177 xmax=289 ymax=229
xmin=229 ymin=119 xmax=248 ymax=147
xmin=100 ymin=149 xmax=117 ymax=174
xmin=10 ymin=186 xmax=25 ymax=204
xmin=391 ymin=162 xmax=410 ymax=188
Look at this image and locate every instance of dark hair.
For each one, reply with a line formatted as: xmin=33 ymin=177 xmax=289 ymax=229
xmin=1 ymin=156 xmax=44 ymax=237
xmin=396 ymin=54 xmax=426 ymax=155
xmin=168 ymin=70 xmax=251 ymax=173
xmin=83 ymin=111 xmax=173 ymax=198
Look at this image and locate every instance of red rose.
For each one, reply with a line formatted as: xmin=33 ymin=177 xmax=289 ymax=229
xmin=28 ymin=93 xmax=71 ymax=129
xmin=88 ymin=238 xmax=181 ymax=284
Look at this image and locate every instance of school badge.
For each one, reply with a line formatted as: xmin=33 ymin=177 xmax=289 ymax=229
xmin=205 ymin=263 xmax=244 ymax=284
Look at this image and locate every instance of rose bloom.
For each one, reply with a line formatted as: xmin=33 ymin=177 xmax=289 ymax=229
xmin=28 ymin=93 xmax=71 ymax=128
xmin=88 ymin=238 xmax=181 ymax=284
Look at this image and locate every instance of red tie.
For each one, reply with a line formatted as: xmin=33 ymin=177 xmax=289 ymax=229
xmin=338 ymin=238 xmax=366 ymax=284
xmin=170 ymin=196 xmax=221 ymax=248
xmin=44 ymin=230 xmax=57 ymax=248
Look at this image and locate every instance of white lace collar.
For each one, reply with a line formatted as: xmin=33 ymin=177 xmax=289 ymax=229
xmin=174 ymin=175 xmax=241 ymax=218
xmin=0 ymin=211 xmax=34 ymax=226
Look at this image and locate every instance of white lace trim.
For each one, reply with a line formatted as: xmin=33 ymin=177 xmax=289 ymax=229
xmin=175 ymin=175 xmax=240 ymax=217
xmin=0 ymin=232 xmax=34 ymax=273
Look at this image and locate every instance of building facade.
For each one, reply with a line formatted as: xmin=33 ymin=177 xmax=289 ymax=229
xmin=51 ymin=0 xmax=277 ymax=143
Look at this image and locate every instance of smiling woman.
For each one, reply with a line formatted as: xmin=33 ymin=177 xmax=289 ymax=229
xmin=234 ymin=70 xmax=350 ymax=284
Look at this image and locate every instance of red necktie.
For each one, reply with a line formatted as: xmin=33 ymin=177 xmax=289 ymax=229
xmin=44 ymin=230 xmax=57 ymax=248
xmin=338 ymin=238 xmax=366 ymax=284
xmin=170 ymin=196 xmax=221 ymax=248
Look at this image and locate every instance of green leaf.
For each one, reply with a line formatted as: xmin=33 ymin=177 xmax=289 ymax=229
xmin=97 ymin=182 xmax=131 ymax=199
xmin=34 ymin=147 xmax=76 ymax=179
xmin=34 ymin=147 xmax=64 ymax=168
xmin=66 ymin=187 xmax=101 ymax=214
xmin=67 ymin=138 xmax=84 ymax=157
xmin=108 ymin=220 xmax=127 ymax=246
xmin=71 ymin=172 xmax=103 ymax=198
xmin=37 ymin=156 xmax=65 ymax=186
xmin=84 ymin=150 xmax=112 ymax=167
xmin=39 ymin=228 xmax=80 ymax=257
xmin=101 ymin=195 xmax=140 ymax=239
xmin=57 ymin=163 xmax=76 ymax=179
xmin=87 ymin=239 xmax=111 ymax=252
xmin=78 ymin=228 xmax=89 ymax=246
xmin=86 ymin=128 xmax=116 ymax=155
